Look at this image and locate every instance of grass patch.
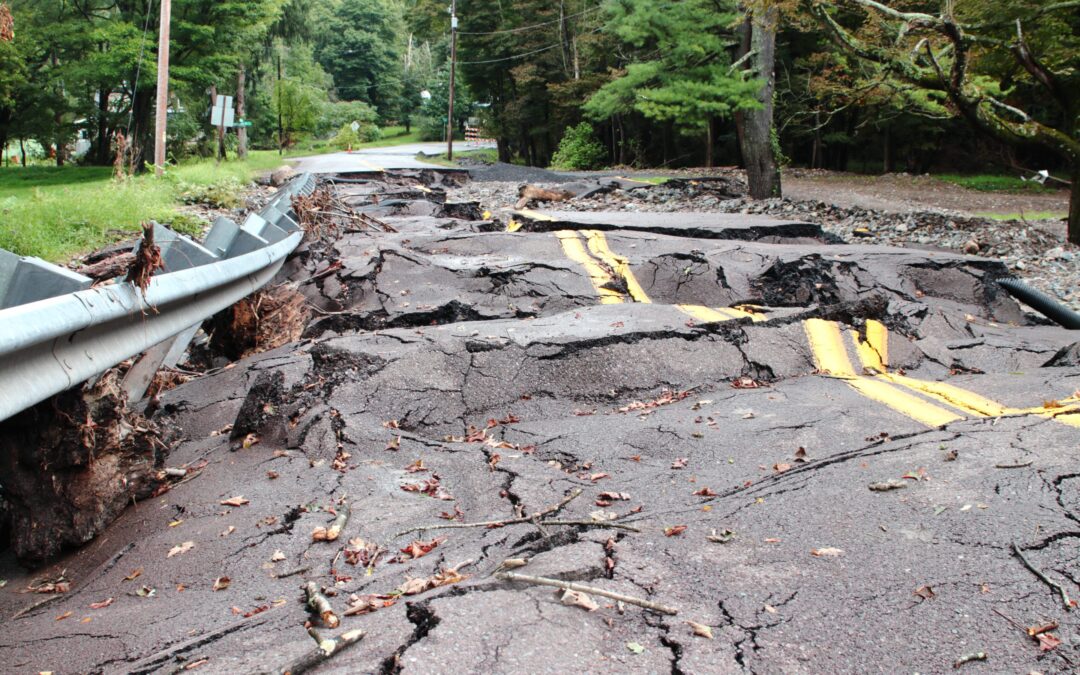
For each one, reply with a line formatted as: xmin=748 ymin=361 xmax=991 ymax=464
xmin=936 ymin=173 xmax=1056 ymax=193
xmin=0 ymin=126 xmax=429 ymax=262
xmin=974 ymin=211 xmax=1068 ymax=222
xmin=632 ymin=176 xmax=669 ymax=185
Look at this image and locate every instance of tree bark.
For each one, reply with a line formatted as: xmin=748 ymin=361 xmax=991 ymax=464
xmin=705 ymin=117 xmax=714 ymax=168
xmin=95 ymin=87 xmax=111 ymax=166
xmin=737 ymin=5 xmax=782 ymax=199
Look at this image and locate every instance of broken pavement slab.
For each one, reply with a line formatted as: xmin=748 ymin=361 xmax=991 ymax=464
xmin=1 ymin=169 xmax=1078 ymax=674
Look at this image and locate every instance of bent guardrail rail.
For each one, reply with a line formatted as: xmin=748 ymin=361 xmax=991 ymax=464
xmin=0 ymin=172 xmax=316 ymax=423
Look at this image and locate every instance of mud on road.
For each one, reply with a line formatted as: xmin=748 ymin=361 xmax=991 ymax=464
xmin=1 ymin=170 xmax=1078 ymax=674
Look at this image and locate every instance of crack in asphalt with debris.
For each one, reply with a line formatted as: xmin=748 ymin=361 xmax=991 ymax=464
xmin=1 ymin=170 xmax=1079 ymax=674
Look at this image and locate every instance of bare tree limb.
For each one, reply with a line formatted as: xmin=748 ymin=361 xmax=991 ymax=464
xmin=495 ymin=572 xmax=679 ymax=615
xmin=1012 ymin=542 xmax=1074 ymax=612
xmin=392 ymin=489 xmax=583 ymax=538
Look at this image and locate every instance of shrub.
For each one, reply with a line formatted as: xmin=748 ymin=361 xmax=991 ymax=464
xmin=550 ymin=122 xmax=607 ymax=170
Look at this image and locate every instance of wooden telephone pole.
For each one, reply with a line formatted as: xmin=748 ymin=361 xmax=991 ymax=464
xmin=153 ymin=0 xmax=171 ymax=176
xmin=446 ymin=0 xmax=458 ymax=161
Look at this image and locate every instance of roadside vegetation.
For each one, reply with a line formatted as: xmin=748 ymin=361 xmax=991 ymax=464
xmin=0 ymin=127 xmax=418 ymax=261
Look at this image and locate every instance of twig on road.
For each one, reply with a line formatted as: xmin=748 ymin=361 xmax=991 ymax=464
xmin=1012 ymin=541 xmax=1074 ymax=611
xmin=542 ymin=519 xmax=641 ymax=532
xmin=495 ymin=572 xmax=678 ymax=615
xmin=304 ymin=582 xmax=341 ymax=628
xmin=267 ymin=627 xmax=364 ymax=675
xmin=392 ymin=489 xmax=583 ymax=538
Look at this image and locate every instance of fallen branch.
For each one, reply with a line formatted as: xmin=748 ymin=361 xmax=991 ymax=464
xmin=1012 ymin=542 xmax=1074 ymax=611
xmin=995 ymin=460 xmax=1034 ymax=469
xmin=274 ymin=566 xmax=311 ymax=580
xmin=393 ymin=489 xmax=583 ymax=538
xmin=304 ymin=582 xmax=341 ymax=628
xmin=269 ymin=627 xmax=364 ymax=675
xmin=495 ymin=572 xmax=678 ymax=616
xmin=313 ymin=503 xmax=350 ymax=542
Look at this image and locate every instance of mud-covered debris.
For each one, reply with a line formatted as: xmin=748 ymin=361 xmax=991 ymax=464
xmin=687 ymin=621 xmax=714 ymax=639
xmin=125 ymin=222 xmax=165 ymax=296
xmin=209 ymin=284 xmax=309 ymax=361
xmin=0 ymin=368 xmax=169 ymax=565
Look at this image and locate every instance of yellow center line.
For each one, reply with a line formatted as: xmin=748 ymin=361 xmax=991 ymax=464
xmin=804 ymin=319 xmax=963 ymax=427
xmin=355 ymin=157 xmax=385 ymax=172
xmin=583 ymin=230 xmax=653 ymax=304
xmin=678 ymin=305 xmax=738 ymax=323
xmin=853 ymin=319 xmax=1080 ymax=429
xmin=554 ymin=231 xmax=624 ymax=304
xmin=516 ymin=208 xmax=556 ymax=222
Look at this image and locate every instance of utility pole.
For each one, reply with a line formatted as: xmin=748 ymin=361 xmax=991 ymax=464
xmin=237 ymin=65 xmax=247 ymax=159
xmin=446 ymin=0 xmax=458 ymax=161
xmin=153 ymin=0 xmax=171 ymax=176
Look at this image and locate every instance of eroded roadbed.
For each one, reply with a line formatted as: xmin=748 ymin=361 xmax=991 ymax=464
xmin=0 ymin=172 xmax=1078 ymax=674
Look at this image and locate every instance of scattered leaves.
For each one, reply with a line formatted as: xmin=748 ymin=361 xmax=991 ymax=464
xmin=344 ymin=538 xmax=386 ymax=568
xmin=396 ymin=565 xmax=468 ymax=596
xmin=671 ymin=458 xmax=688 ymax=470
xmin=913 ymin=585 xmax=936 ymax=601
xmin=810 ymin=547 xmax=844 ymax=558
xmin=385 ymin=436 xmax=401 ymax=452
xmin=168 ymin=541 xmax=195 ymax=558
xmin=706 ymin=529 xmax=736 ymax=544
xmin=439 ymin=505 xmax=465 ymax=521
xmin=560 ymin=589 xmax=599 ymax=612
xmin=693 ymin=487 xmax=718 ymax=497
xmin=396 ymin=538 xmax=445 ymax=562
xmin=123 ymin=568 xmax=143 ymax=582
xmin=271 ymin=551 xmax=286 ymax=562
xmin=213 ymin=577 xmax=230 ymax=592
xmin=220 ymin=496 xmax=249 ymax=507
xmin=401 ymin=475 xmax=455 ymax=501
xmin=773 ymin=462 xmax=792 ymax=474
xmin=88 ymin=597 xmax=114 ymax=610
xmin=404 ymin=459 xmax=428 ymax=473
xmin=687 ymin=621 xmax=714 ymax=639
xmin=665 ymin=525 xmax=688 ymax=537
xmin=617 ymin=389 xmax=691 ymax=414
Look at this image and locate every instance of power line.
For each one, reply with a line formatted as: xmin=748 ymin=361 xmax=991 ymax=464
xmin=456 ymin=5 xmax=602 ymax=36
xmin=457 ymin=26 xmax=603 ymax=65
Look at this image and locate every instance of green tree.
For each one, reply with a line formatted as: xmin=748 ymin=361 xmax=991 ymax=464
xmin=811 ymin=0 xmax=1080 ymax=244
xmin=584 ymin=0 xmax=763 ymax=168
xmin=314 ymin=0 xmax=405 ymax=119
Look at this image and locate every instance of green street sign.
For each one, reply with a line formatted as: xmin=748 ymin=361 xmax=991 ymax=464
xmin=235 ymin=120 xmax=253 ymax=128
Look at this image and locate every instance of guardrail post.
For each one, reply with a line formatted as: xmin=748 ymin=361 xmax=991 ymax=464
xmin=0 ymin=250 xmax=93 ymax=310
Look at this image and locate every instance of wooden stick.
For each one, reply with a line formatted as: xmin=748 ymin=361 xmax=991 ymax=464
xmin=495 ymin=572 xmax=679 ymax=616
xmin=304 ymin=582 xmax=341 ymax=627
xmin=269 ymin=627 xmax=364 ymax=675
xmin=313 ymin=503 xmax=350 ymax=542
xmin=393 ymin=489 xmax=583 ymax=538
xmin=1012 ymin=542 xmax=1074 ymax=611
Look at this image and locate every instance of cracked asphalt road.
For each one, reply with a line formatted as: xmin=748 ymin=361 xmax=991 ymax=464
xmin=1 ymin=170 xmax=1078 ymax=674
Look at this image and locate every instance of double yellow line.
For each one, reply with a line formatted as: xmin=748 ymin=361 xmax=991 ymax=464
xmin=554 ymin=229 xmax=764 ymax=322
xmin=805 ymin=318 xmax=1080 ymax=429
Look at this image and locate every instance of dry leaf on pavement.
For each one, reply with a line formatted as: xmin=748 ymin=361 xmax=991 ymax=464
xmin=665 ymin=525 xmax=688 ymax=537
xmin=220 ymin=496 xmax=249 ymax=507
xmin=88 ymin=598 xmax=114 ymax=609
xmin=213 ymin=577 xmax=230 ymax=591
xmin=167 ymin=541 xmax=195 ymax=558
xmin=560 ymin=589 xmax=599 ymax=611
xmin=687 ymin=621 xmax=714 ymax=639
xmin=811 ymin=547 xmax=844 ymax=557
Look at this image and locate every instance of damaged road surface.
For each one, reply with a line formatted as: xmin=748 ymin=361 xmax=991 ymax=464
xmin=1 ymin=170 xmax=1078 ymax=674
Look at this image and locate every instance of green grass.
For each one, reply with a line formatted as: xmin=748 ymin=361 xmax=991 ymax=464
xmin=974 ymin=211 xmax=1068 ymax=222
xmin=936 ymin=173 xmax=1056 ymax=193
xmin=0 ymin=126 xmax=428 ymax=262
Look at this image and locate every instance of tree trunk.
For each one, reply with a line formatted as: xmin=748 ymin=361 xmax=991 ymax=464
xmin=19 ymin=138 xmax=25 ymax=166
xmin=130 ymin=87 xmax=155 ymax=173
xmin=1070 ymin=171 xmax=1079 ymax=246
xmin=95 ymin=87 xmax=111 ymax=166
xmin=705 ymin=118 xmax=714 ymax=168
xmin=737 ymin=7 xmax=782 ymax=199
xmin=237 ymin=66 xmax=247 ymax=160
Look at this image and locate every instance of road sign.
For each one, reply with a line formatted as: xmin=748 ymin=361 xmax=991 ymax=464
xmin=210 ymin=95 xmax=235 ymax=127
xmin=235 ymin=119 xmax=253 ymax=128
xmin=350 ymin=121 xmax=360 ymax=133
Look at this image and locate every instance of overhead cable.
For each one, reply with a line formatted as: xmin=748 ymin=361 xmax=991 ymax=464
xmin=457 ymin=5 xmax=602 ymax=36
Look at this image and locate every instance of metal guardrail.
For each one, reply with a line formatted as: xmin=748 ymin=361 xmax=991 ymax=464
xmin=0 ymin=172 xmax=316 ymax=423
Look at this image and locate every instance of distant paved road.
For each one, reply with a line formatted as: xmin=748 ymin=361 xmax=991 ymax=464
xmin=292 ymin=141 xmax=495 ymax=173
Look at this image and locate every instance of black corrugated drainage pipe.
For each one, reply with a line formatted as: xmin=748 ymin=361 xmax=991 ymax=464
xmin=997 ymin=278 xmax=1080 ymax=329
